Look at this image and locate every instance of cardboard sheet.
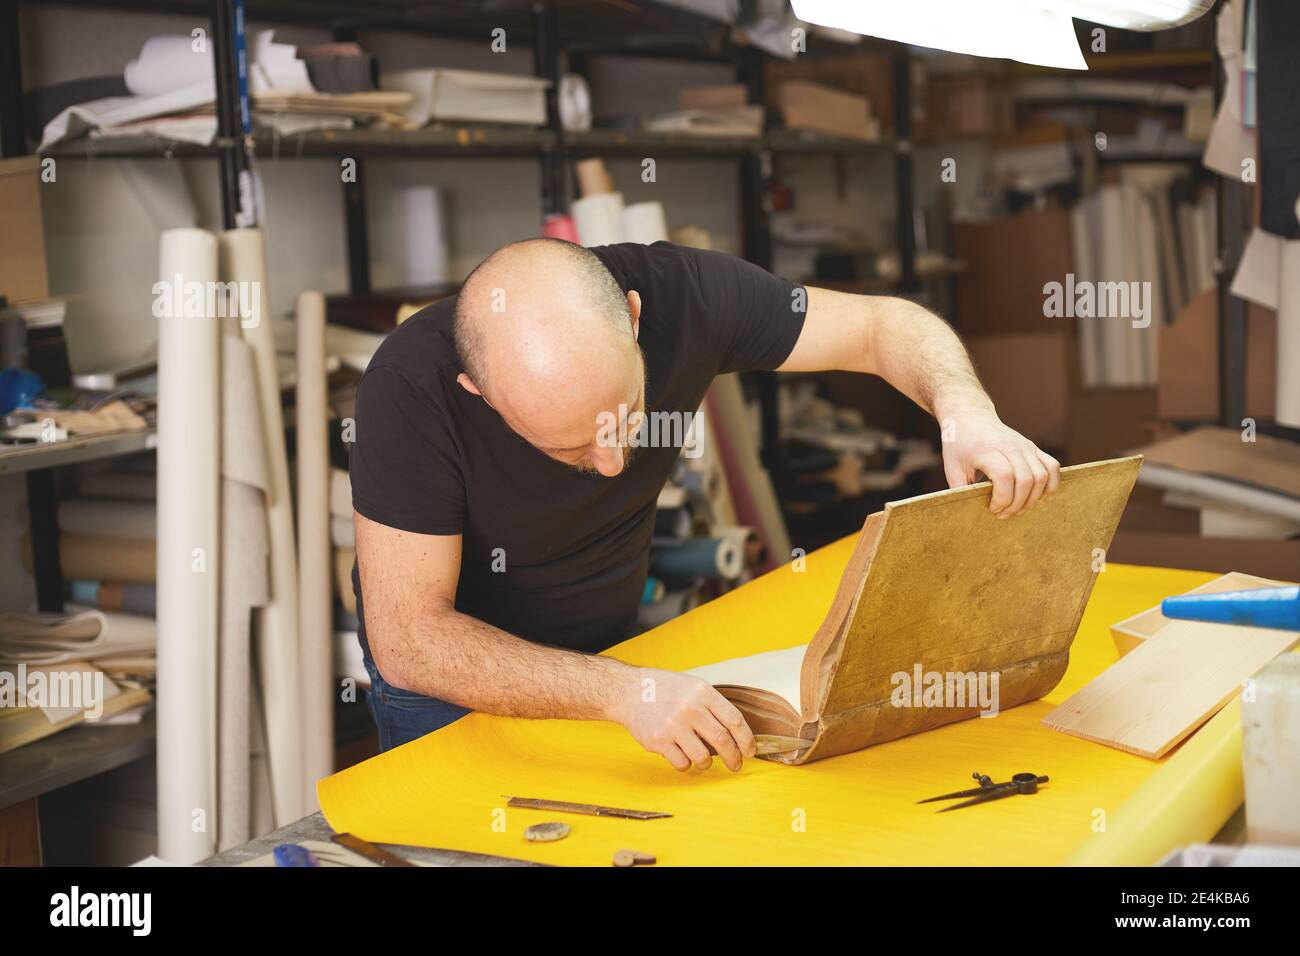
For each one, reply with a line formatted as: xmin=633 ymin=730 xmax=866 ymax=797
xmin=318 ymin=555 xmax=1238 ymax=866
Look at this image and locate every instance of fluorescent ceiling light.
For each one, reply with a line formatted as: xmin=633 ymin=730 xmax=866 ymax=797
xmin=790 ymin=0 xmax=1214 ymax=70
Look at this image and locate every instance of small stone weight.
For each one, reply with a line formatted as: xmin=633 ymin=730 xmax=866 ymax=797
xmin=612 ymin=848 xmax=656 ymax=867
xmin=524 ymin=821 xmax=570 ymax=843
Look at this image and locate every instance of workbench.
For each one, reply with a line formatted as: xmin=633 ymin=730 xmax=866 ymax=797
xmin=223 ymin=551 xmax=1258 ymax=867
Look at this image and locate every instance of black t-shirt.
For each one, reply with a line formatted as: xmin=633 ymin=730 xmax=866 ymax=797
xmin=350 ymin=241 xmax=805 ymax=657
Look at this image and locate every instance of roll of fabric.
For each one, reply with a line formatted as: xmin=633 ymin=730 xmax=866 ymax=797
xmin=67 ymin=581 xmax=158 ymax=617
xmin=23 ymin=533 xmax=155 ymax=584
xmin=651 ymin=536 xmax=743 ymax=581
xmin=641 ymin=576 xmax=666 ymax=605
xmin=719 ymin=525 xmax=766 ymax=572
xmin=57 ymin=499 xmax=155 ymax=539
xmin=542 ymin=213 xmax=580 ymax=243
xmin=572 ymin=193 xmax=625 ymax=247
xmin=297 ymin=291 xmax=335 ymax=803
xmin=622 ymin=201 xmax=669 ymax=245
xmin=220 ymin=228 xmax=304 ymax=825
xmin=155 ymin=226 xmax=220 ymax=865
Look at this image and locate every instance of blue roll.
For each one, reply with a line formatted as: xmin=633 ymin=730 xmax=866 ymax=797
xmin=1161 ymin=586 xmax=1300 ymax=632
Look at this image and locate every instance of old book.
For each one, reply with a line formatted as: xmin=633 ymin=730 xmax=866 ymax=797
xmin=688 ymin=456 xmax=1142 ymax=764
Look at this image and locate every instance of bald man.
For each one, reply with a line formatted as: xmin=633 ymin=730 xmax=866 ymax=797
xmin=350 ymin=239 xmax=1060 ymax=770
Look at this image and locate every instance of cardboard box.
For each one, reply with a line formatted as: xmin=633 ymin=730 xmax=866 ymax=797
xmin=1066 ymin=386 xmax=1158 ymax=464
xmin=1109 ymin=530 xmax=1300 ymax=582
xmin=679 ymin=84 xmax=748 ymax=111
xmin=920 ymin=73 xmax=1013 ymax=139
xmin=1158 ymin=288 xmax=1278 ymax=421
xmin=952 ymin=207 xmax=1074 ymax=336
xmin=0 ymin=157 xmax=49 ymax=305
xmin=966 ymin=331 xmax=1072 ymax=452
xmin=1108 ymin=571 xmax=1287 ymax=657
xmin=776 ymin=81 xmax=879 ymax=142
xmin=764 ymin=55 xmax=894 ymax=132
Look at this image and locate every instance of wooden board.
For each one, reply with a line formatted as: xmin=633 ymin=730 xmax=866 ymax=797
xmin=1043 ymin=618 xmax=1299 ymax=759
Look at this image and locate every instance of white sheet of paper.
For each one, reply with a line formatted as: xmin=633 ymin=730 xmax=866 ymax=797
xmin=687 ymin=643 xmax=809 ymax=713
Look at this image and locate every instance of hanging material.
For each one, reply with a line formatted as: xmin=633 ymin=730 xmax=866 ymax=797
xmin=297 ymin=291 xmax=335 ymax=803
xmin=705 ymin=375 xmax=791 ymax=572
xmin=155 ymin=227 xmax=220 ymax=865
xmin=217 ymin=317 xmax=271 ymax=851
xmin=219 ymin=228 xmax=305 ymax=825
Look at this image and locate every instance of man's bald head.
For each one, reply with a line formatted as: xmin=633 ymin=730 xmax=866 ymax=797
xmin=453 ymin=238 xmax=645 ymax=477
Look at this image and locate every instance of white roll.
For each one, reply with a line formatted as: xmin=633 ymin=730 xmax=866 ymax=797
xmin=155 ymin=227 xmax=220 ymax=865
xmin=372 ymin=185 xmax=449 ymax=288
xmin=296 ymin=291 xmax=334 ymax=804
xmin=1277 ymin=241 xmax=1300 ymax=428
xmin=559 ymin=74 xmax=592 ymax=131
xmin=572 ymin=192 xmax=625 ymax=247
xmin=219 ymin=228 xmax=305 ymax=826
xmin=621 ymin=201 xmax=669 ymax=245
xmin=125 ymin=35 xmax=214 ymax=97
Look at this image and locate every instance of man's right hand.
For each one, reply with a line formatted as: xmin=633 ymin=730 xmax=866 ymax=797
xmin=609 ymin=668 xmax=757 ymax=772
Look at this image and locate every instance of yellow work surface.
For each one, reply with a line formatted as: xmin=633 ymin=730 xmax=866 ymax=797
xmin=318 ymin=538 xmax=1244 ymax=866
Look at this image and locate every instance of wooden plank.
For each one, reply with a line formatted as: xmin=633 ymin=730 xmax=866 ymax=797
xmin=1043 ymin=620 xmax=1299 ymax=759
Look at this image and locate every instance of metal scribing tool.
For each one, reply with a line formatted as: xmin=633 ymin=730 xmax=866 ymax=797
xmin=919 ymin=771 xmax=1049 ymax=812
xmin=506 ymin=796 xmax=672 ymax=820
xmin=1162 ymin=586 xmax=1300 ymax=632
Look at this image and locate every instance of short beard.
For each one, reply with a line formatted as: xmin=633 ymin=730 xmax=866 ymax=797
xmin=569 ymin=442 xmax=640 ymax=475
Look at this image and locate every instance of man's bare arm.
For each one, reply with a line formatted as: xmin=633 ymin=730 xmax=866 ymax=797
xmin=355 ymin=512 xmax=755 ymax=770
xmin=779 ymin=286 xmax=1060 ymax=516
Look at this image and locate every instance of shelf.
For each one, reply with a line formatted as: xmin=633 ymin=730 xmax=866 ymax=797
xmin=767 ymin=128 xmax=894 ymax=155
xmin=0 ymin=713 xmax=157 ymax=810
xmin=0 ymin=428 xmax=157 ymax=475
xmin=48 ymin=127 xmax=910 ymax=162
xmin=563 ymin=128 xmax=759 ymax=157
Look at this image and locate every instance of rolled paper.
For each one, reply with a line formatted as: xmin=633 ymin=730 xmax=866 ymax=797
xmin=155 ymin=226 xmax=220 ymax=865
xmin=621 ymin=201 xmax=669 ymax=245
xmin=571 ymin=192 xmax=624 ymax=247
xmin=651 ymin=536 xmax=743 ymax=581
xmin=574 ymin=157 xmax=614 ymax=197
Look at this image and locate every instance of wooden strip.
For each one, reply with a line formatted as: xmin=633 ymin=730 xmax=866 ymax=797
xmin=506 ymin=797 xmax=672 ymax=820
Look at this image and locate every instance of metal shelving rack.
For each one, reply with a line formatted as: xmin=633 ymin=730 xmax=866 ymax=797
xmin=4 ymin=0 xmax=924 ymax=501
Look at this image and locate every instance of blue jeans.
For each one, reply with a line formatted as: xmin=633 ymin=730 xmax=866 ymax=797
xmin=363 ymin=655 xmax=470 ymax=752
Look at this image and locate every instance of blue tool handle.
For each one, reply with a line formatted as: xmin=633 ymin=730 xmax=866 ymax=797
xmin=1161 ymin=586 xmax=1300 ymax=632
xmin=273 ymin=843 xmax=320 ymax=867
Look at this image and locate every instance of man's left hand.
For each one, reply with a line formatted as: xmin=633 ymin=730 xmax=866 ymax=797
xmin=940 ymin=411 xmax=1061 ymax=517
